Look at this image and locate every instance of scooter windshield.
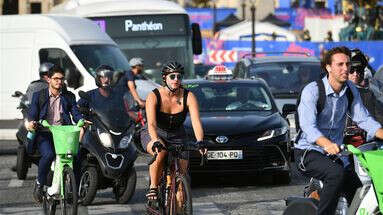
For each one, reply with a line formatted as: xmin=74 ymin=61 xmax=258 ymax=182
xmin=90 ymin=90 xmax=133 ymax=132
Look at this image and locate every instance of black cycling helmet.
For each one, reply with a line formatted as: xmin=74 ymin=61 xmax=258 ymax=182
xmin=39 ymin=62 xmax=55 ymax=78
xmin=161 ymin=62 xmax=184 ymax=93
xmin=95 ymin=65 xmax=114 ymax=88
xmin=162 ymin=62 xmax=184 ymax=76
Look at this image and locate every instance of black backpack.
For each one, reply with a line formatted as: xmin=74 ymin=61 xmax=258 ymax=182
xmin=295 ymin=80 xmax=354 ymax=139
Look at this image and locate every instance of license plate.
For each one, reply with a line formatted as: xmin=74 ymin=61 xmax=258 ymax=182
xmin=207 ymin=150 xmax=243 ymax=160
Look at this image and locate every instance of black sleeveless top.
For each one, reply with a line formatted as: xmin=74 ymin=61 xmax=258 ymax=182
xmin=153 ymin=88 xmax=189 ymax=131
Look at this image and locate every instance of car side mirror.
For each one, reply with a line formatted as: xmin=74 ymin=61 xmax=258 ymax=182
xmin=65 ymin=68 xmax=82 ymax=89
xmin=282 ymin=104 xmax=297 ymax=117
xmin=191 ymin=23 xmax=202 ymax=55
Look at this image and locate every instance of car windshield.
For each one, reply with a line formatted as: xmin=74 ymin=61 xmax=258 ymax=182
xmin=71 ymin=44 xmax=130 ymax=76
xmin=185 ymin=82 xmax=273 ymax=112
xmin=248 ymin=62 xmax=321 ymax=95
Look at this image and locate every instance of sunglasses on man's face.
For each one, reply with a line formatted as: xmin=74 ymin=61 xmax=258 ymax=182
xmin=168 ymin=73 xmax=183 ymax=80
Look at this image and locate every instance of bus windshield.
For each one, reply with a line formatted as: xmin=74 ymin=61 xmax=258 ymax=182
xmin=90 ymin=14 xmax=193 ymax=83
xmin=71 ymin=44 xmax=130 ymax=76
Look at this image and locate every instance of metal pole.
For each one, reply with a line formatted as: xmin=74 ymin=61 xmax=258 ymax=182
xmin=251 ymin=3 xmax=255 ymax=57
xmin=241 ymin=1 xmax=246 ymax=20
xmin=213 ymin=2 xmax=217 ymax=34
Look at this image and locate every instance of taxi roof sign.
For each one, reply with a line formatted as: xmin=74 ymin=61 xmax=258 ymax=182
xmin=207 ymin=65 xmax=233 ymax=80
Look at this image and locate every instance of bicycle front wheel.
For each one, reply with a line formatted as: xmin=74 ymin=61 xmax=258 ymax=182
xmin=61 ymin=166 xmax=78 ymax=215
xmin=170 ymin=175 xmax=192 ymax=215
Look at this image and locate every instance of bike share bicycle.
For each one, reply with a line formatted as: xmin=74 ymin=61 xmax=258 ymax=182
xmin=284 ymin=140 xmax=383 ymax=215
xmin=41 ymin=119 xmax=84 ymax=215
xmin=146 ymin=141 xmax=207 ymax=215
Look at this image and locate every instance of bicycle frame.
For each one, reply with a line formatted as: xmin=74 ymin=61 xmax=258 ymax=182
xmin=147 ymin=143 xmax=205 ymax=215
xmin=50 ymin=154 xmax=75 ymax=198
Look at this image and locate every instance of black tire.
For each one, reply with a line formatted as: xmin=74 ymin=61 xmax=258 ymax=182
xmin=114 ymin=167 xmax=137 ymax=204
xmin=273 ymin=171 xmax=291 ymax=185
xmin=283 ymin=199 xmax=317 ymax=215
xmin=16 ymin=146 xmax=29 ymax=180
xmin=78 ymin=166 xmax=98 ymax=206
xmin=169 ymin=175 xmax=193 ymax=215
xmin=61 ymin=166 xmax=78 ymax=215
xmin=42 ymin=196 xmax=56 ymax=215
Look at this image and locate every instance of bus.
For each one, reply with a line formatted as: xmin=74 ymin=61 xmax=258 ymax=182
xmin=50 ymin=0 xmax=202 ymax=83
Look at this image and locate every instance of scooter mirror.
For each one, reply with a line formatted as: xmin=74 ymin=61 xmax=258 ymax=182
xmin=79 ymin=90 xmax=90 ymax=101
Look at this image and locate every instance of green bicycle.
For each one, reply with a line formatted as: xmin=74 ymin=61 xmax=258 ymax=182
xmin=41 ymin=119 xmax=84 ymax=215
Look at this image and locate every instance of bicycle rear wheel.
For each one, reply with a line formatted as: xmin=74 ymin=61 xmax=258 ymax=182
xmin=169 ymin=175 xmax=192 ymax=215
xmin=61 ymin=166 xmax=78 ymax=215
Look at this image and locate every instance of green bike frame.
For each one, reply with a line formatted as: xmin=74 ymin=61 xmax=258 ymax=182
xmin=348 ymin=144 xmax=383 ymax=214
xmin=43 ymin=120 xmax=84 ymax=197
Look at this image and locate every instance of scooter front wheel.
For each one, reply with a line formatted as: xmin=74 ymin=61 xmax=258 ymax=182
xmin=78 ymin=166 xmax=98 ymax=205
xmin=113 ymin=167 xmax=137 ymax=204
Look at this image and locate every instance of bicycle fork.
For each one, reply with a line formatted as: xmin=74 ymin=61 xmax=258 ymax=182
xmin=47 ymin=154 xmax=74 ymax=198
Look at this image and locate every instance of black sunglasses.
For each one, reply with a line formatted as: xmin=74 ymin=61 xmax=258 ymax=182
xmin=168 ymin=73 xmax=183 ymax=80
xmin=349 ymin=67 xmax=363 ymax=75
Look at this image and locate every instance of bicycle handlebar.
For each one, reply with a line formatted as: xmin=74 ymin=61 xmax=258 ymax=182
xmin=147 ymin=142 xmax=208 ymax=166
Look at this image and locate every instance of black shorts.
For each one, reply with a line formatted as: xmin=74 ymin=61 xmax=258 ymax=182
xmin=140 ymin=125 xmax=189 ymax=160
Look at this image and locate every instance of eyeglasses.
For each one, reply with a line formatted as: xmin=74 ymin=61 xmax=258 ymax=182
xmin=51 ymin=77 xmax=64 ymax=81
xmin=168 ymin=73 xmax=183 ymax=80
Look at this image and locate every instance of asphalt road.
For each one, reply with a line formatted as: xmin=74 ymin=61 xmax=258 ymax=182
xmin=0 ymin=140 xmax=309 ymax=215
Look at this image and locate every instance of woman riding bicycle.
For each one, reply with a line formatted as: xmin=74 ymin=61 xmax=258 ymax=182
xmin=140 ymin=62 xmax=207 ymax=203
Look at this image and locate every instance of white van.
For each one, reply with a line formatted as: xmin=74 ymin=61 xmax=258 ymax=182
xmin=0 ymin=14 xmax=157 ymax=120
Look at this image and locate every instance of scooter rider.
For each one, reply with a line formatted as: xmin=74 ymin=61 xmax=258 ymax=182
xmin=294 ymin=46 xmax=383 ymax=215
xmin=25 ymin=62 xmax=53 ymax=103
xmin=77 ymin=65 xmax=137 ymax=139
xmin=348 ymin=49 xmax=383 ymax=124
xmin=26 ymin=65 xmax=84 ymax=203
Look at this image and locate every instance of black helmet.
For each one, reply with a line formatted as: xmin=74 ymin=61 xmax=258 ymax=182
xmin=161 ymin=62 xmax=184 ymax=93
xmin=161 ymin=62 xmax=184 ymax=77
xmin=351 ymin=49 xmax=368 ymax=72
xmin=39 ymin=62 xmax=54 ymax=78
xmin=95 ymin=65 xmax=114 ymax=88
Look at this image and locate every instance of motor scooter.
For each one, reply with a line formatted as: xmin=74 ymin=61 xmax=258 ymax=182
xmin=12 ymin=91 xmax=41 ymax=180
xmin=77 ymin=90 xmax=138 ymax=205
xmin=284 ymin=140 xmax=383 ymax=215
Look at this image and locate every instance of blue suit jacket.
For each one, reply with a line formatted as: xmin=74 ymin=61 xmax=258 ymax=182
xmin=28 ymin=88 xmax=82 ymax=125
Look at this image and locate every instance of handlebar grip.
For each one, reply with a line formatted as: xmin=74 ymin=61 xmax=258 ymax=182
xmin=148 ymin=153 xmax=158 ymax=166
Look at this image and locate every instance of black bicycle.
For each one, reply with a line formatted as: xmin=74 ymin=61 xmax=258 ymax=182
xmin=146 ymin=141 xmax=207 ymax=215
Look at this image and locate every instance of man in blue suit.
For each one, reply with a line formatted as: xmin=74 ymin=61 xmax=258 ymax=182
xmin=26 ymin=65 xmax=83 ymax=203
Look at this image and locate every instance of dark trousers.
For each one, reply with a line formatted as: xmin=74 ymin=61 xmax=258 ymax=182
xmin=294 ymin=149 xmax=362 ymax=215
xmin=36 ymin=132 xmax=81 ymax=186
xmin=36 ymin=132 xmax=55 ymax=185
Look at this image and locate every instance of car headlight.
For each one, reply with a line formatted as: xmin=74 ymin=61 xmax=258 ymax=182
xmin=257 ymin=127 xmax=288 ymax=141
xmin=97 ymin=129 xmax=113 ymax=148
xmin=119 ymin=134 xmax=133 ymax=149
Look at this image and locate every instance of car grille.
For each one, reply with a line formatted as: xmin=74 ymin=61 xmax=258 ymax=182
xmin=189 ymin=145 xmax=286 ymax=173
xmin=105 ymin=153 xmax=124 ymax=169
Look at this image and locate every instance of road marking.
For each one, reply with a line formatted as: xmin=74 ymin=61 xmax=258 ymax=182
xmin=193 ymin=202 xmax=225 ymax=215
xmin=8 ymin=178 xmax=23 ymax=187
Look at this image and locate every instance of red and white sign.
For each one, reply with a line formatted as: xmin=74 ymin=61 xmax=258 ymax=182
xmin=208 ymin=50 xmax=238 ymax=64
